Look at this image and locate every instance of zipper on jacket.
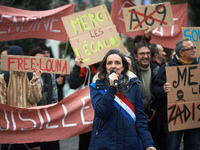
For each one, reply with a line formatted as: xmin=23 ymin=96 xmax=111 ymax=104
xmin=96 ymin=119 xmax=101 ymax=135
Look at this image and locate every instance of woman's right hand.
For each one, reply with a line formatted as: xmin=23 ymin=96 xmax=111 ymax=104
xmin=75 ymin=57 xmax=83 ymax=67
xmin=109 ymin=72 xmax=118 ymax=87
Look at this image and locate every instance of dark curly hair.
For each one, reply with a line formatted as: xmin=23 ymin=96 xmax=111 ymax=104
xmin=29 ymin=46 xmax=44 ymax=56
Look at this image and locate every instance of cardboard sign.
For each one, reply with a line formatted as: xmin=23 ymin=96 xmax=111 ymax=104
xmin=0 ymin=4 xmax=74 ymax=42
xmin=1 ymin=55 xmax=70 ymax=74
xmin=112 ymin=2 xmax=187 ymax=49
xmin=166 ymin=65 xmax=200 ymax=131
xmin=122 ymin=2 xmax=173 ymax=32
xmin=182 ymin=27 xmax=200 ymax=63
xmin=61 ymin=4 xmax=125 ymax=67
xmin=0 ymin=87 xmax=93 ymax=144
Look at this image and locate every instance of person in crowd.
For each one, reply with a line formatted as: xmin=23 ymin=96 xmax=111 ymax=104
xmin=29 ymin=46 xmax=58 ymax=106
xmin=150 ymin=43 xmax=166 ymax=67
xmin=68 ymin=56 xmax=99 ymax=150
xmin=29 ymin=46 xmax=59 ymax=150
xmin=124 ymin=54 xmax=149 ymax=113
xmin=37 ymin=43 xmax=58 ymax=105
xmin=132 ymin=43 xmax=160 ymax=148
xmin=152 ymin=38 xmax=200 ymax=150
xmin=149 ymin=43 xmax=166 ymax=150
xmin=89 ymin=49 xmax=156 ymax=150
xmin=38 ymin=42 xmax=65 ymax=102
xmin=0 ymin=45 xmax=10 ymax=74
xmin=0 ymin=46 xmax=42 ymax=150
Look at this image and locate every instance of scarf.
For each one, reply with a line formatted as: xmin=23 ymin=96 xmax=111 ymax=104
xmin=106 ymin=73 xmax=128 ymax=93
xmin=177 ymin=55 xmax=194 ymax=65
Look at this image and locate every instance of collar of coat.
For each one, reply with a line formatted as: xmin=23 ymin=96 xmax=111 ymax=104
xmin=92 ymin=70 xmax=137 ymax=82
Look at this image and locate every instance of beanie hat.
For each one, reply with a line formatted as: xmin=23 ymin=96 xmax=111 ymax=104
xmin=7 ymin=46 xmax=24 ymax=55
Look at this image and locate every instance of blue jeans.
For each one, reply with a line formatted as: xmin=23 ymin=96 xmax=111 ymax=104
xmin=165 ymin=126 xmax=200 ymax=150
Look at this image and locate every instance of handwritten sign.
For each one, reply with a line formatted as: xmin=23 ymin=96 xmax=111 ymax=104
xmin=123 ymin=2 xmax=174 ymax=32
xmin=166 ymin=65 xmax=200 ymax=131
xmin=182 ymin=27 xmax=200 ymax=64
xmin=61 ymin=4 xmax=125 ymax=67
xmin=1 ymin=55 xmax=70 ymax=74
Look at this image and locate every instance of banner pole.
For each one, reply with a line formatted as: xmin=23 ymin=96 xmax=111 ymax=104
xmin=119 ymin=32 xmax=122 ymax=38
xmin=63 ymin=42 xmax=69 ymax=59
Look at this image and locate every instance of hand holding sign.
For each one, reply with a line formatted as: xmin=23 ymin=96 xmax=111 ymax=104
xmin=163 ymin=83 xmax=172 ymax=93
xmin=75 ymin=57 xmax=83 ymax=67
xmin=144 ymin=26 xmax=152 ymax=39
xmin=31 ymin=68 xmax=43 ymax=84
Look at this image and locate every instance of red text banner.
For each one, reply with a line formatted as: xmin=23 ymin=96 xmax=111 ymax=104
xmin=62 ymin=4 xmax=126 ymax=67
xmin=0 ymin=4 xmax=74 ymax=42
xmin=166 ymin=65 xmax=200 ymax=131
xmin=123 ymin=2 xmax=173 ymax=32
xmin=0 ymin=87 xmax=93 ymax=144
xmin=182 ymin=27 xmax=200 ymax=63
xmin=111 ymin=1 xmax=187 ymax=49
xmin=1 ymin=55 xmax=70 ymax=74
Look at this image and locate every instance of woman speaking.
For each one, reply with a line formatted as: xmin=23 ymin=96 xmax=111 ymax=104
xmin=89 ymin=49 xmax=156 ymax=150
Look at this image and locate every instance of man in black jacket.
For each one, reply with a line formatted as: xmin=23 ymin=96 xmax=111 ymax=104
xmin=152 ymin=38 xmax=200 ymax=150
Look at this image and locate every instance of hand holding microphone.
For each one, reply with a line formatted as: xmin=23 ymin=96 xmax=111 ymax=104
xmin=109 ymin=70 xmax=118 ymax=88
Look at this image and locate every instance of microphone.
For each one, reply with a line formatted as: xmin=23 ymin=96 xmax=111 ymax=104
xmin=110 ymin=69 xmax=118 ymax=87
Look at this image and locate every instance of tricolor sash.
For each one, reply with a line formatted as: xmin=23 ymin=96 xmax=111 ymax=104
xmin=90 ymin=82 xmax=136 ymax=126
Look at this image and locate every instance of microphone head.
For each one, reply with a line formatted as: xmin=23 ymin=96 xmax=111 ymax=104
xmin=110 ymin=69 xmax=116 ymax=74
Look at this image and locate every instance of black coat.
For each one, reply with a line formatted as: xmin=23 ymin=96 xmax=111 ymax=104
xmin=69 ymin=65 xmax=98 ymax=89
xmin=152 ymin=55 xmax=198 ymax=122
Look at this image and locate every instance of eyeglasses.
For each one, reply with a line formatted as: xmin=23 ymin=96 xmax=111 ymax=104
xmin=182 ymin=46 xmax=196 ymax=51
xmin=137 ymin=52 xmax=151 ymax=56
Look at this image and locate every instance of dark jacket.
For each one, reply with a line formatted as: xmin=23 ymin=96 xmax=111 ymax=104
xmin=69 ymin=64 xmax=98 ymax=89
xmin=37 ymin=73 xmax=58 ymax=105
xmin=89 ymin=71 xmax=154 ymax=150
xmin=152 ymin=55 xmax=198 ymax=122
xmin=56 ymin=74 xmax=65 ymax=102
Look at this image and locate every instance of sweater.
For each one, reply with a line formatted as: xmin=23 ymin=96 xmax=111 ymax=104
xmin=0 ymin=71 xmax=42 ymax=107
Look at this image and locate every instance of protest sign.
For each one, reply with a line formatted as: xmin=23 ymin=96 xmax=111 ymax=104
xmin=123 ymin=2 xmax=173 ymax=32
xmin=0 ymin=4 xmax=74 ymax=42
xmin=166 ymin=65 xmax=200 ymax=131
xmin=182 ymin=27 xmax=200 ymax=63
xmin=0 ymin=87 xmax=93 ymax=144
xmin=111 ymin=1 xmax=187 ymax=49
xmin=1 ymin=55 xmax=70 ymax=74
xmin=62 ymin=4 xmax=125 ymax=67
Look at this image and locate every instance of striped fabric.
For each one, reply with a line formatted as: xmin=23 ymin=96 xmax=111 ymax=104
xmin=0 ymin=71 xmax=42 ymax=107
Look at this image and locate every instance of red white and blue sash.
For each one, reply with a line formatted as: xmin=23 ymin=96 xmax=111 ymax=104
xmin=90 ymin=82 xmax=136 ymax=126
xmin=114 ymin=93 xmax=136 ymax=126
